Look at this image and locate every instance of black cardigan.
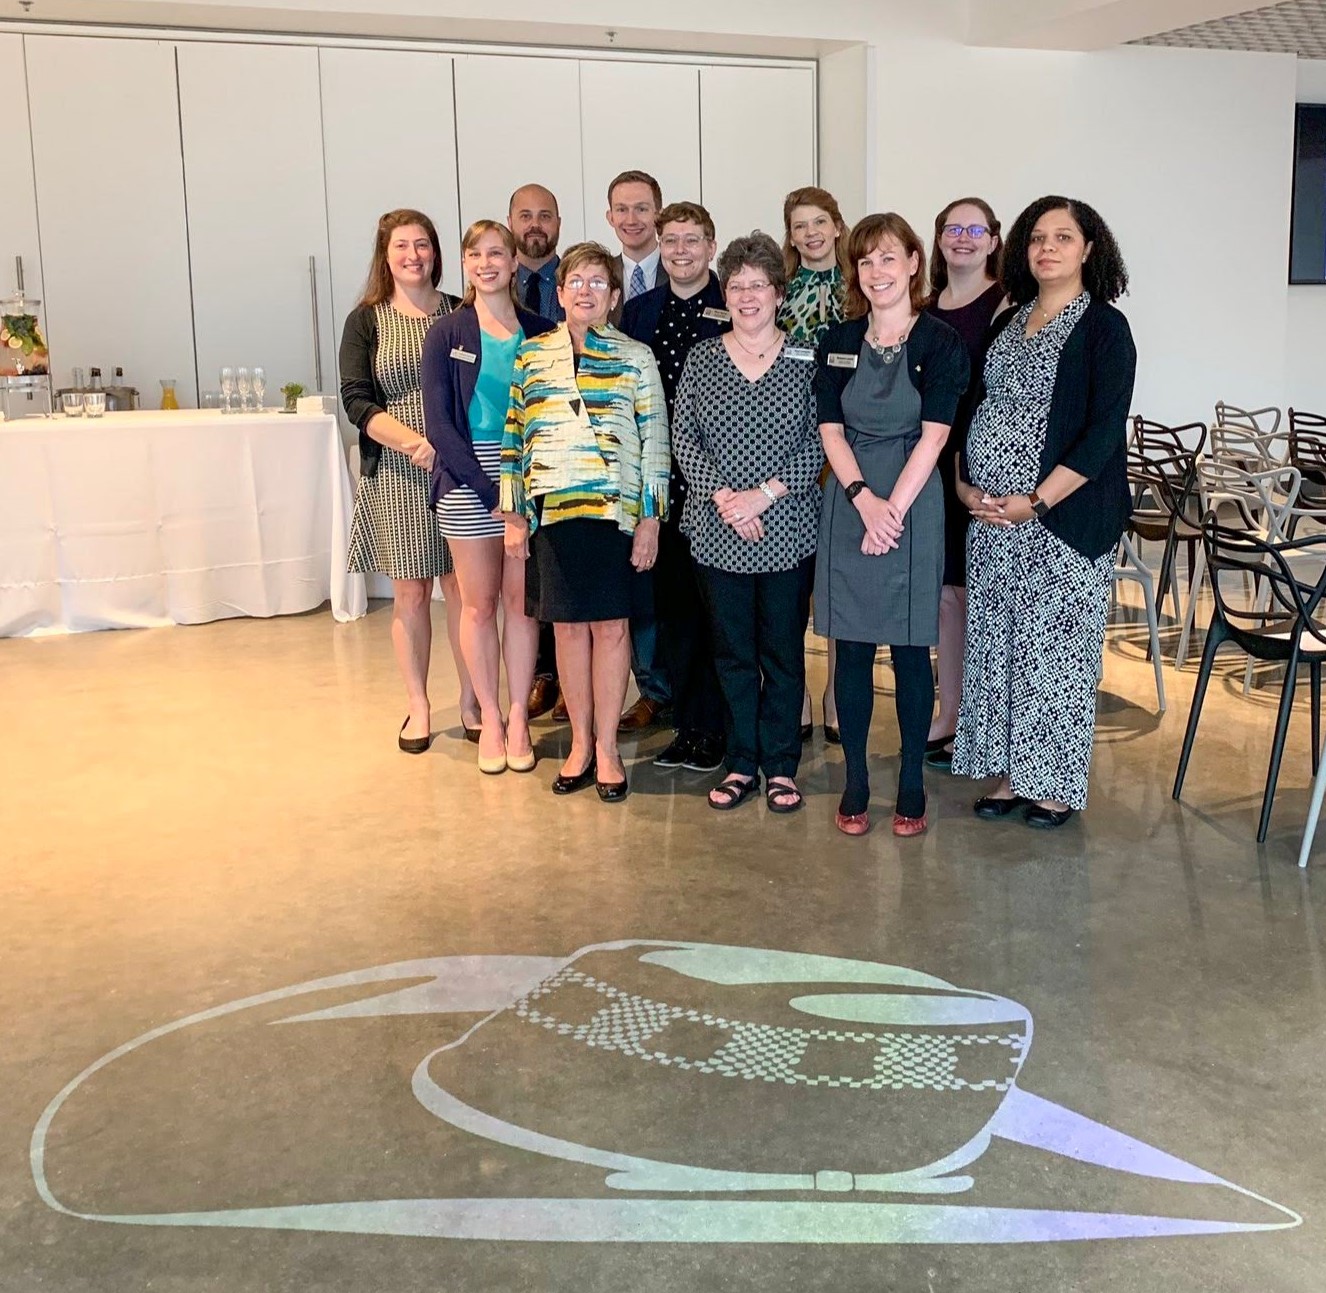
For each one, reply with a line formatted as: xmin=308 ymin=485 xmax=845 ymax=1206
xmin=958 ymin=299 xmax=1137 ymax=560
xmin=815 ymin=312 xmax=970 ymax=433
xmin=619 ymin=272 xmax=730 ymax=349
xmin=338 ymin=295 xmax=461 ymax=477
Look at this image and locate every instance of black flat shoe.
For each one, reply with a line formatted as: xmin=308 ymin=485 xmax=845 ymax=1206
xmin=925 ymin=733 xmax=956 ymax=753
xmin=398 ymin=718 xmax=432 ymax=755
xmin=924 ymin=745 xmax=954 ymax=769
xmin=1025 ymin=803 xmax=1075 ymax=829
xmin=552 ymin=758 xmax=597 ymax=795
xmin=973 ymin=794 xmax=1028 ymax=819
xmin=823 ymin=724 xmax=841 ymax=745
xmin=653 ymin=735 xmax=693 ymax=769
xmin=799 ymin=722 xmax=813 ymax=743
xmin=596 ymin=778 xmax=629 ymax=803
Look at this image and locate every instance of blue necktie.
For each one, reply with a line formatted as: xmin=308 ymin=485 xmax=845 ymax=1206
xmin=629 ymin=263 xmax=647 ymax=300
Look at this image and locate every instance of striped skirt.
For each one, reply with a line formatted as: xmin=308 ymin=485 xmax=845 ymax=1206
xmin=438 ymin=440 xmax=504 ymax=540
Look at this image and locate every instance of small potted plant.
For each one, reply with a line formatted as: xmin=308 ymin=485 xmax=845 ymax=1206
xmin=280 ymin=382 xmax=305 ymax=414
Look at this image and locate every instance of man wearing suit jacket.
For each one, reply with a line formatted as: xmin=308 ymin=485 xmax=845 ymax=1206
xmin=620 ymin=201 xmax=731 ymax=772
xmin=607 ymin=170 xmax=667 ymax=334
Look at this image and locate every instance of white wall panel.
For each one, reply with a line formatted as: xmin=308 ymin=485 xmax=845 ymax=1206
xmin=699 ymin=65 xmax=817 ymax=249
xmin=0 ymin=36 xmax=43 ymax=307
xmin=24 ymin=36 xmax=195 ymax=401
xmin=578 ymin=60 xmax=702 ymax=248
xmin=178 ymin=42 xmax=334 ymax=400
xmin=453 ymin=55 xmax=586 ymax=243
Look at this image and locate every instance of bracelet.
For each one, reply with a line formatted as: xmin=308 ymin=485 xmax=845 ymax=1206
xmin=758 ymin=481 xmax=778 ymax=505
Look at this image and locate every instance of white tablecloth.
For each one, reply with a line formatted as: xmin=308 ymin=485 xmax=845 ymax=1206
xmin=0 ymin=409 xmax=368 ymax=637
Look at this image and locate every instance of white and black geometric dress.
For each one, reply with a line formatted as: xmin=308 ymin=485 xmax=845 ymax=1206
xmin=951 ymin=292 xmax=1113 ymax=809
xmin=347 ymin=301 xmax=454 ymax=580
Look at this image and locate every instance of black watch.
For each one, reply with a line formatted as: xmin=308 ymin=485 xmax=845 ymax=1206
xmin=844 ymin=479 xmax=868 ymax=502
xmin=1029 ymin=489 xmax=1050 ymax=519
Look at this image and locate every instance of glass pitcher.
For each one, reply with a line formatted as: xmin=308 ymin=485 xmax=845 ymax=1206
xmin=159 ymin=378 xmax=180 ymax=410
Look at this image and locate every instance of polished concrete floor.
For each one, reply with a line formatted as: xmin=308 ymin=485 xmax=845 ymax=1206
xmin=3 ymin=593 xmax=1325 ymax=1290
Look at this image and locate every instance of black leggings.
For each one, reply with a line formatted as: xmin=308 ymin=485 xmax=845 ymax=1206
xmin=834 ymin=640 xmax=933 ymax=818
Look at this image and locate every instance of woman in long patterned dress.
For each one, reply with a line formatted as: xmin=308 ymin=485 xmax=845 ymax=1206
xmin=341 ymin=209 xmax=472 ymax=753
xmin=952 ymin=197 xmax=1136 ymax=829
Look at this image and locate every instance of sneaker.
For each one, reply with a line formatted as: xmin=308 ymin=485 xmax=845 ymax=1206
xmin=653 ymin=734 xmax=695 ymax=769
xmin=682 ymin=735 xmax=726 ymax=773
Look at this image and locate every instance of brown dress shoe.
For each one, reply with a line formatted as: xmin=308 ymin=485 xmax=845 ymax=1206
xmin=618 ymin=696 xmax=664 ymax=732
xmin=550 ymin=695 xmax=569 ymax=722
xmin=528 ymin=676 xmax=559 ymax=721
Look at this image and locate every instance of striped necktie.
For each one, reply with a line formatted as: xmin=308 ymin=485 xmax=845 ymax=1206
xmin=629 ymin=263 xmax=647 ymax=301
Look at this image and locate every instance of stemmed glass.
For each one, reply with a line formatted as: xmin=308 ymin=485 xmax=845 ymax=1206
xmin=236 ymin=367 xmax=252 ymax=413
xmin=219 ymin=366 xmax=235 ymax=414
xmin=251 ymin=366 xmax=266 ymax=411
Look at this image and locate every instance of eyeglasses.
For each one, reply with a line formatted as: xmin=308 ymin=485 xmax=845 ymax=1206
xmin=727 ymin=280 xmax=774 ymax=296
xmin=660 ymin=234 xmax=709 ymax=251
xmin=565 ymin=275 xmax=611 ymax=292
xmin=942 ymin=224 xmax=990 ymax=240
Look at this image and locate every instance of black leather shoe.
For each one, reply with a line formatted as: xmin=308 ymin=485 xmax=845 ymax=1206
xmin=552 ymin=758 xmax=596 ymax=795
xmin=799 ymin=722 xmax=813 ymax=743
xmin=653 ymin=734 xmax=694 ymax=769
xmin=398 ymin=718 xmax=432 ymax=755
xmin=974 ymin=794 xmax=1028 ymax=819
xmin=823 ymin=724 xmax=841 ymax=745
xmin=596 ymin=778 xmax=629 ymax=803
xmin=1025 ymin=803 xmax=1075 ymax=829
xmin=682 ymin=735 xmax=725 ymax=773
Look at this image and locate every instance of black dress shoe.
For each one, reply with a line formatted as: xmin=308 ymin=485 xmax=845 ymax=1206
xmin=682 ymin=735 xmax=725 ymax=773
xmin=1025 ymin=803 xmax=1075 ymax=829
xmin=974 ymin=794 xmax=1029 ymax=819
xmin=552 ymin=758 xmax=596 ymax=795
xmin=823 ymin=724 xmax=841 ymax=745
xmin=799 ymin=722 xmax=813 ymax=743
xmin=596 ymin=778 xmax=629 ymax=803
xmin=653 ymin=734 xmax=694 ymax=769
xmin=398 ymin=718 xmax=432 ymax=755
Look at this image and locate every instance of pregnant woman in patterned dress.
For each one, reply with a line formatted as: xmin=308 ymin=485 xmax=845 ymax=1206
xmin=342 ymin=209 xmax=473 ymax=753
xmin=952 ymin=197 xmax=1136 ymax=829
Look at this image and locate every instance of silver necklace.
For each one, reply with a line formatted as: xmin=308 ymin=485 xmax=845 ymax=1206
xmin=866 ymin=315 xmax=915 ymax=365
xmin=732 ymin=330 xmax=782 ymax=362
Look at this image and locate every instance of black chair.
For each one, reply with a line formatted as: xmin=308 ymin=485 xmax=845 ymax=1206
xmin=1131 ymin=414 xmax=1207 ymax=460
xmin=1126 ymin=445 xmax=1202 ymax=631
xmin=1289 ymin=407 xmax=1326 ymax=513
xmin=1172 ymin=515 xmax=1326 ymax=842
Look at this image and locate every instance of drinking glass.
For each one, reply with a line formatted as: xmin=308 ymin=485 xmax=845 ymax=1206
xmin=83 ymin=392 xmax=105 ymax=418
xmin=236 ymin=366 xmax=252 ymax=413
xmin=219 ymin=366 xmax=235 ymax=413
xmin=61 ymin=391 xmax=83 ymax=417
xmin=251 ymin=366 xmax=266 ymax=410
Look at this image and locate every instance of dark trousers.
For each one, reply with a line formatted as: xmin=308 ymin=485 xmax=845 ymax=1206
xmin=835 ymin=640 xmax=932 ymax=818
xmin=656 ymin=520 xmax=723 ymax=740
xmin=535 ymin=621 xmax=558 ymax=681
xmin=698 ymin=558 xmax=813 ymax=779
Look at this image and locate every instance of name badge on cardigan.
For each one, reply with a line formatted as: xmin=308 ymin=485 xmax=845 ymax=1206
xmin=827 ymin=352 xmax=858 ymax=369
xmin=450 ymin=347 xmax=477 ymax=364
xmin=786 ymin=346 xmax=815 ymax=362
xmin=702 ymin=307 xmax=731 ymax=322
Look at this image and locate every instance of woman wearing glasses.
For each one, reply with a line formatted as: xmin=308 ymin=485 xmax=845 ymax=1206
xmin=923 ymin=198 xmax=1005 ymax=769
xmin=815 ymin=213 xmax=969 ymax=838
xmin=673 ymin=233 xmax=824 ymax=814
xmin=501 ymin=242 xmax=669 ymax=803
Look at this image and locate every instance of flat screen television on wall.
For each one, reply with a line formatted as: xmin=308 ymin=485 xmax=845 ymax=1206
xmin=1291 ymin=104 xmax=1326 ymax=283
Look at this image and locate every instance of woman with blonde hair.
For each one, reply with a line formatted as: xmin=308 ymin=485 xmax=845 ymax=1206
xmin=423 ymin=220 xmax=555 ymax=774
xmin=341 ymin=208 xmax=473 ymax=754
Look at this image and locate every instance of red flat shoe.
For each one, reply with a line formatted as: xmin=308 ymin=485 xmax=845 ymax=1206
xmin=892 ymin=812 xmax=928 ymax=838
xmin=835 ymin=810 xmax=870 ymax=836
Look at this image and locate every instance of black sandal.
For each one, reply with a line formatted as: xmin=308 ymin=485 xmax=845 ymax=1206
xmin=709 ymin=775 xmax=759 ymax=811
xmin=766 ymin=778 xmax=804 ymax=814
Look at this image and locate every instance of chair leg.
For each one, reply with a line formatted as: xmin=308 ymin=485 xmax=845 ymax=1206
xmin=1258 ymin=652 xmax=1301 ymax=844
xmin=1185 ymin=538 xmax=1198 ymax=589
xmin=1175 ymin=545 xmax=1207 ymax=669
xmin=1313 ymin=662 xmax=1322 ymax=777
xmin=1173 ymin=621 xmax=1225 ymax=799
xmin=1141 ymin=573 xmax=1166 ymax=712
xmin=1299 ymin=751 xmax=1326 ymax=868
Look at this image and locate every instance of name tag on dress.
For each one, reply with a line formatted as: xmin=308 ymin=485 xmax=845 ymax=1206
xmin=827 ymin=352 xmax=858 ymax=369
xmin=785 ymin=346 xmax=815 ymax=362
xmin=450 ymin=347 xmax=477 ymax=363
xmin=702 ymin=308 xmax=731 ymax=322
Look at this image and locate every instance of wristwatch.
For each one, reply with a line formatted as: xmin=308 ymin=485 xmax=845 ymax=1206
xmin=844 ymin=479 xmax=868 ymax=502
xmin=1029 ymin=489 xmax=1050 ymax=519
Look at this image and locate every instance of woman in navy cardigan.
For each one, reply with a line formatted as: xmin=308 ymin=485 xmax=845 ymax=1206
xmin=422 ymin=220 xmax=555 ymax=775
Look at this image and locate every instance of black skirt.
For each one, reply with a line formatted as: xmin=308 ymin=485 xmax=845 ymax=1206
xmin=528 ymin=518 xmax=634 ymax=622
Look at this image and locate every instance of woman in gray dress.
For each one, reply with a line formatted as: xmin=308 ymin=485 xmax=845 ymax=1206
xmin=815 ymin=213 xmax=969 ymax=837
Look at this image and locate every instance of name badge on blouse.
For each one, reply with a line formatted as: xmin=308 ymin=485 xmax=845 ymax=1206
xmin=702 ymin=307 xmax=731 ymax=322
xmin=450 ymin=347 xmax=477 ymax=364
xmin=785 ymin=346 xmax=815 ymax=362
xmin=827 ymin=352 xmax=858 ymax=369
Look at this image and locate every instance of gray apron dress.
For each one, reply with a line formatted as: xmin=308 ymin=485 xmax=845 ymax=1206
xmin=813 ymin=340 xmax=944 ymax=645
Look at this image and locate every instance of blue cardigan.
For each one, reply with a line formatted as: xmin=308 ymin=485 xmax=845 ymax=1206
xmin=421 ymin=304 xmax=555 ymax=511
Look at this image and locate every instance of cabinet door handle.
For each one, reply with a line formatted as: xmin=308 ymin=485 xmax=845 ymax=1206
xmin=15 ymin=255 xmax=24 ymax=293
xmin=309 ymin=254 xmax=323 ymax=392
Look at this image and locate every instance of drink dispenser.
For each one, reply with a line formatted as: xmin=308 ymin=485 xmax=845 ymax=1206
xmin=0 ymin=288 xmax=53 ymax=420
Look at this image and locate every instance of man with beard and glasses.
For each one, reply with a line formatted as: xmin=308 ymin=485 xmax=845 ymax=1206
xmin=510 ymin=183 xmax=564 ymax=324
xmin=621 ymin=200 xmax=731 ymax=773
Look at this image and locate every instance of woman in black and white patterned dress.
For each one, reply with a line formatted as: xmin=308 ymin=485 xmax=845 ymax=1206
xmin=673 ymin=233 xmax=824 ymax=814
xmin=341 ymin=208 xmax=472 ymax=753
xmin=952 ymin=197 xmax=1136 ymax=828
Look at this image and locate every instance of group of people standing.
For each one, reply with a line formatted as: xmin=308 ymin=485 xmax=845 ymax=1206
xmin=341 ymin=170 xmax=1136 ymax=838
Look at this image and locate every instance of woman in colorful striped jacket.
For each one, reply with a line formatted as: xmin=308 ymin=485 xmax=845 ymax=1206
xmin=501 ymin=241 xmax=670 ymax=804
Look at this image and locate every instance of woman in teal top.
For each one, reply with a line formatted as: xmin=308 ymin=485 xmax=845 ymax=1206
xmin=423 ymin=219 xmax=555 ymax=775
